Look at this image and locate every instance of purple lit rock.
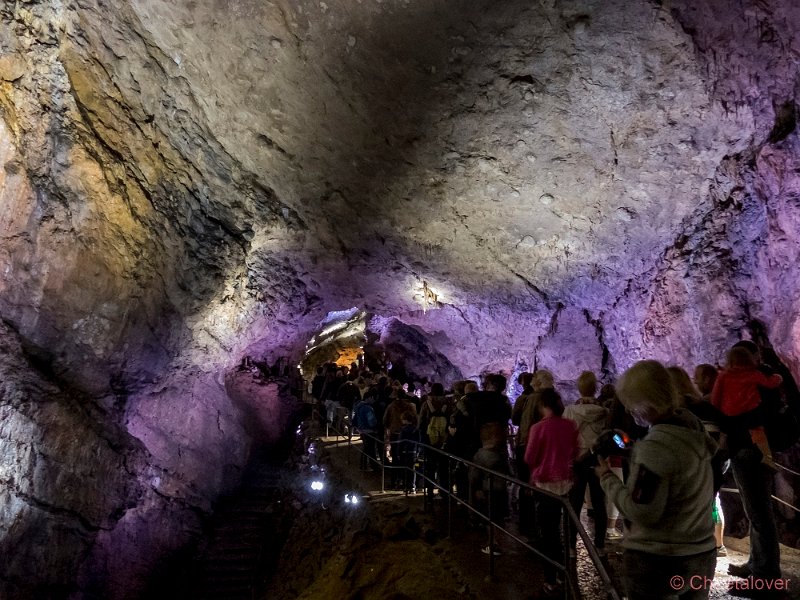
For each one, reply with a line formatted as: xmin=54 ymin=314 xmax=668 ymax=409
xmin=1 ymin=0 xmax=800 ymax=596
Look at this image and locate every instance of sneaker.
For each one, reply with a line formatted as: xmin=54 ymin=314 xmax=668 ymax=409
xmin=543 ymin=582 xmax=562 ymax=596
xmin=728 ymin=563 xmax=752 ymax=578
xmin=717 ymin=545 xmax=728 ymax=557
xmin=481 ymin=546 xmax=502 ymax=556
xmin=606 ymin=528 xmax=624 ymax=540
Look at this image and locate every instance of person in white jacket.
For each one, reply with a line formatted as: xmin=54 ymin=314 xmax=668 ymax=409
xmin=564 ymin=371 xmax=609 ymax=556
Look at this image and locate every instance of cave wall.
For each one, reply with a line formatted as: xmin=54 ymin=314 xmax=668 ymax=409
xmin=603 ymin=0 xmax=800 ymax=371
xmin=1 ymin=0 xmax=800 ymax=597
xmin=0 ymin=2 xmax=295 ymax=597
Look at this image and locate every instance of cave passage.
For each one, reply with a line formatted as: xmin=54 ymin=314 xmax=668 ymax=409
xmin=3 ymin=0 xmax=800 ymax=598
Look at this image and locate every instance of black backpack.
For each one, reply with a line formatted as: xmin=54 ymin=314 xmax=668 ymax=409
xmin=763 ymin=397 xmax=800 ymax=453
xmin=758 ymin=360 xmax=800 ymax=453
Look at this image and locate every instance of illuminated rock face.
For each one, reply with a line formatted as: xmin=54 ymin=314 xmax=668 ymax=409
xmin=1 ymin=0 xmax=799 ymax=596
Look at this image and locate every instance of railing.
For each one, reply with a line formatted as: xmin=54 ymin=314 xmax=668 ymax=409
xmin=313 ymin=409 xmax=622 ymax=600
xmin=719 ymin=456 xmax=800 ymax=515
xmin=774 ymin=461 xmax=800 ymax=480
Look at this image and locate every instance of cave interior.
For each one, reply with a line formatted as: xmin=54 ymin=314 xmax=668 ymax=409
xmin=2 ymin=0 xmax=800 ymax=598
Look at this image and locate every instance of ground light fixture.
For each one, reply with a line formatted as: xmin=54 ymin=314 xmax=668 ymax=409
xmin=344 ymin=493 xmax=360 ymax=505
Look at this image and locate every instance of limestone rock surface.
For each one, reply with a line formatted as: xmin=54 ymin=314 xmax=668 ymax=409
xmin=2 ymin=0 xmax=800 ymax=596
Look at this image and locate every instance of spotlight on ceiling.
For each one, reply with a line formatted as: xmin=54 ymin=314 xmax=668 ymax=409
xmin=413 ymin=280 xmax=441 ymax=312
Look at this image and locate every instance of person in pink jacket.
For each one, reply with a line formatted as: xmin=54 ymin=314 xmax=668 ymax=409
xmin=525 ymin=388 xmax=579 ymax=596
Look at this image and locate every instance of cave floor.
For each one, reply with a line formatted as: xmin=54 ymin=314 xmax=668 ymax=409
xmin=319 ymin=434 xmax=800 ymax=600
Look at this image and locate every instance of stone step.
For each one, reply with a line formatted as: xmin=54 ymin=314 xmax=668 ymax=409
xmin=208 ymin=540 xmax=264 ymax=556
xmin=189 ymin=470 xmax=285 ymax=600
xmin=211 ymin=523 xmax=270 ymax=533
xmin=217 ymin=508 xmax=272 ymax=517
xmin=208 ymin=536 xmax=265 ymax=547
xmin=202 ymin=573 xmax=254 ymax=584
xmin=204 ymin=553 xmax=259 ymax=564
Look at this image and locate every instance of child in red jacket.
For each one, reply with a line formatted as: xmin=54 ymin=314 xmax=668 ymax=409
xmin=711 ymin=346 xmax=782 ymax=464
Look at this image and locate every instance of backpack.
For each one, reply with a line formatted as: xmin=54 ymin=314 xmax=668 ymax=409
xmin=354 ymin=401 xmax=377 ymax=431
xmin=426 ymin=399 xmax=448 ymax=447
xmin=763 ymin=397 xmax=800 ymax=453
xmin=756 ymin=361 xmax=800 ymax=453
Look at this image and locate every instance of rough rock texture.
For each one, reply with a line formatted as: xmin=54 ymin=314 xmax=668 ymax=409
xmin=2 ymin=0 xmax=800 ymax=596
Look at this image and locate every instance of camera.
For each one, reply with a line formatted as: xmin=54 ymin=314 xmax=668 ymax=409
xmin=582 ymin=429 xmax=633 ymax=467
xmin=598 ymin=429 xmax=633 ymax=454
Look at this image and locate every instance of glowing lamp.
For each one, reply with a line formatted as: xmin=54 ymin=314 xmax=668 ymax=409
xmin=413 ymin=280 xmax=441 ymax=312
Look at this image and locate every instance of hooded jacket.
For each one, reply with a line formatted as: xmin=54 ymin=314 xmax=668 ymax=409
xmin=600 ymin=408 xmax=717 ymax=556
xmin=563 ymin=399 xmax=608 ymax=457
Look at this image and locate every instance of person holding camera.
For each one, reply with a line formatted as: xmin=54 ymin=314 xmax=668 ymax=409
xmin=595 ymin=360 xmax=717 ymax=600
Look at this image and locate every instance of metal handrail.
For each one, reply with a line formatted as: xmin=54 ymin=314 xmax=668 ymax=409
xmin=403 ymin=437 xmax=617 ymax=600
xmin=315 ymin=410 xmax=621 ymax=600
xmin=719 ymin=487 xmax=800 ymax=514
xmin=774 ymin=461 xmax=800 ymax=479
xmin=316 ymin=405 xmax=800 ymax=591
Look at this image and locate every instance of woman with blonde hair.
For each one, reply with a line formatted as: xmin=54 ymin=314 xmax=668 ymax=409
xmin=596 ymin=360 xmax=717 ymax=600
xmin=667 ymin=366 xmax=702 ymax=405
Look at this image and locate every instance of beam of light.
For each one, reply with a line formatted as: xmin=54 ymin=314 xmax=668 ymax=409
xmin=412 ymin=280 xmax=442 ymax=312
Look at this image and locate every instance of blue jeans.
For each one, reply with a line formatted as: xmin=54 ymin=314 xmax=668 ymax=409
xmin=730 ymin=448 xmax=781 ymax=578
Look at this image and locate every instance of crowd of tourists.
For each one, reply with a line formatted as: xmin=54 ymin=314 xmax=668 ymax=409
xmin=309 ymin=340 xmax=797 ymax=600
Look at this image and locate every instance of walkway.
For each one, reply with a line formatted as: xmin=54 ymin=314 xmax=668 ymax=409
xmin=320 ymin=432 xmax=800 ymax=600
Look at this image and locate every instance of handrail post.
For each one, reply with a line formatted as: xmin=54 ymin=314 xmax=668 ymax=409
xmin=380 ymin=432 xmax=387 ymax=493
xmin=422 ymin=442 xmax=429 ymax=510
xmin=447 ymin=457 xmax=453 ymax=538
xmin=468 ymin=469 xmax=473 ymax=513
xmin=346 ymin=418 xmax=352 ymax=466
xmin=562 ymin=500 xmax=569 ymax=600
xmin=488 ymin=472 xmax=495 ymax=578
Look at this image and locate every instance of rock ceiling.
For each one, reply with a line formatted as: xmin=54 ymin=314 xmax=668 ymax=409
xmin=2 ymin=0 xmax=800 ymax=596
xmin=3 ymin=0 xmax=799 ymax=385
